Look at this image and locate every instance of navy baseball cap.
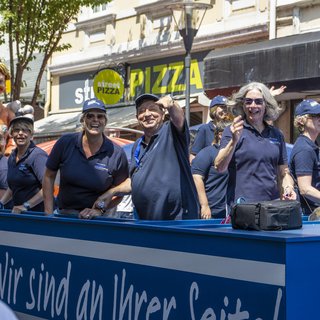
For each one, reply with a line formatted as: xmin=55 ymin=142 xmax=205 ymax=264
xmin=295 ymin=99 xmax=320 ymax=116
xmin=135 ymin=93 xmax=159 ymax=109
xmin=210 ymin=95 xmax=228 ymax=108
xmin=82 ymin=98 xmax=106 ymax=113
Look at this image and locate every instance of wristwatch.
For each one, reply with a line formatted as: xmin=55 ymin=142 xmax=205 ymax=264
xmin=23 ymin=202 xmax=31 ymax=211
xmin=96 ymin=201 xmax=106 ymax=214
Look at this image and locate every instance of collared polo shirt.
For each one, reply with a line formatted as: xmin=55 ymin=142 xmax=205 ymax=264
xmin=220 ymin=120 xmax=287 ymax=204
xmin=190 ymin=122 xmax=215 ymax=155
xmin=130 ymin=121 xmax=199 ymax=220
xmin=191 ymin=144 xmax=229 ymax=218
xmin=7 ymin=141 xmax=48 ymax=211
xmin=46 ymin=132 xmax=128 ymax=210
xmin=289 ymin=134 xmax=320 ymax=214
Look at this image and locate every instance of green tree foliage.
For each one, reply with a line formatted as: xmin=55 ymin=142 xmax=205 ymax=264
xmin=0 ymin=0 xmax=108 ymax=105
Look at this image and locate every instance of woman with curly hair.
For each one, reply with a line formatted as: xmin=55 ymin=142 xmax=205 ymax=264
xmin=215 ymin=81 xmax=296 ymax=205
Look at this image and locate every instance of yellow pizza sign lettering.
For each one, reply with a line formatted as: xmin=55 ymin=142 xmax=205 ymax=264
xmin=93 ymin=69 xmax=124 ymax=105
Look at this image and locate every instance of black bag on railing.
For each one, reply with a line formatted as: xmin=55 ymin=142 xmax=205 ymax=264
xmin=231 ymin=200 xmax=302 ymax=231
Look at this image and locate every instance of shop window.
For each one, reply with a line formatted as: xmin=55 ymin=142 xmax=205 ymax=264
xmin=89 ymin=31 xmax=105 ymax=43
xmin=93 ymin=2 xmax=112 ymax=13
xmin=231 ymin=0 xmax=255 ymax=11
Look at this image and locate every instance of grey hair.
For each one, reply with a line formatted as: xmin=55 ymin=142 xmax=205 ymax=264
xmin=230 ymin=82 xmax=282 ymax=122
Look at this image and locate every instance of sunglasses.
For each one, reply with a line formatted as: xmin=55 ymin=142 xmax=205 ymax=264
xmin=244 ymin=98 xmax=264 ymax=105
xmin=85 ymin=113 xmax=106 ymax=120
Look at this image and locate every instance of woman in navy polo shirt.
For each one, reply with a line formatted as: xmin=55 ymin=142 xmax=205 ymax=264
xmin=192 ymin=121 xmax=230 ymax=219
xmin=0 ymin=115 xmax=48 ymax=213
xmin=289 ymin=99 xmax=320 ymax=215
xmin=43 ymin=98 xmax=129 ymax=219
xmin=215 ymin=82 xmax=296 ymax=205
xmin=190 ymin=95 xmax=232 ymax=162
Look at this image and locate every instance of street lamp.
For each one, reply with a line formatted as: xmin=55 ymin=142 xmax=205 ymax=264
xmin=167 ymin=0 xmax=212 ymax=125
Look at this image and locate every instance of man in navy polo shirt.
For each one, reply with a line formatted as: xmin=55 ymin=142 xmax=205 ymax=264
xmin=43 ymin=98 xmax=128 ymax=218
xmin=290 ymin=99 xmax=320 ymax=215
xmin=190 ymin=95 xmax=232 ymax=161
xmin=99 ymin=94 xmax=199 ymax=220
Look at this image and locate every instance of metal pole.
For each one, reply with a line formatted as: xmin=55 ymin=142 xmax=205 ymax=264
xmin=185 ymin=51 xmax=191 ymax=126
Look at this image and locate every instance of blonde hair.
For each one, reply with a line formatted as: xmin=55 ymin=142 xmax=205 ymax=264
xmin=230 ymin=82 xmax=282 ymax=122
xmin=294 ymin=115 xmax=308 ymax=133
xmin=0 ymin=62 xmax=10 ymax=80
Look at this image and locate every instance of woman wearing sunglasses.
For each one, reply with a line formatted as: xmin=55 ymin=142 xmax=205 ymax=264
xmin=215 ymin=81 xmax=296 ymax=206
xmin=43 ymin=98 xmax=129 ymax=219
xmin=289 ymin=99 xmax=320 ymax=216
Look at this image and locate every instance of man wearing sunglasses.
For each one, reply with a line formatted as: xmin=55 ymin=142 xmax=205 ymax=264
xmin=215 ymin=82 xmax=296 ymax=206
xmin=95 ymin=93 xmax=200 ymax=220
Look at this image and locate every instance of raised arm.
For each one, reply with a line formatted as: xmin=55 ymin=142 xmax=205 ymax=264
xmin=215 ymin=115 xmax=243 ymax=172
xmin=157 ymin=96 xmax=185 ymax=131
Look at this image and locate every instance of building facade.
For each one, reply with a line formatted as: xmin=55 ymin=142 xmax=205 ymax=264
xmin=44 ymin=0 xmax=320 ymax=142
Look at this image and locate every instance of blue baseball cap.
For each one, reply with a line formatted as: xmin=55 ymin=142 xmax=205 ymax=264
xmin=210 ymin=95 xmax=228 ymax=108
xmin=135 ymin=93 xmax=159 ymax=109
xmin=295 ymin=99 xmax=320 ymax=116
xmin=82 ymin=98 xmax=106 ymax=113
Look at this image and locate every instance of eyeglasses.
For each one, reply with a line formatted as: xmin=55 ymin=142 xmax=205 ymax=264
xmin=12 ymin=128 xmax=31 ymax=134
xmin=85 ymin=113 xmax=106 ymax=120
xmin=244 ymin=98 xmax=264 ymax=105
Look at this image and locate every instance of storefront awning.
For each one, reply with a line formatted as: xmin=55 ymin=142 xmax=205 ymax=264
xmin=204 ymin=31 xmax=320 ymax=96
xmin=34 ymin=105 xmax=137 ymax=138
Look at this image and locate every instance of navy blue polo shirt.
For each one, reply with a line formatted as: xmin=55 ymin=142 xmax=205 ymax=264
xmin=191 ymin=122 xmax=215 ymax=155
xmin=130 ymin=121 xmax=199 ymax=220
xmin=46 ymin=132 xmax=128 ymax=211
xmin=0 ymin=155 xmax=8 ymax=190
xmin=289 ymin=134 xmax=320 ymax=214
xmin=191 ymin=144 xmax=229 ymax=218
xmin=7 ymin=141 xmax=48 ymax=211
xmin=220 ymin=120 xmax=287 ymax=204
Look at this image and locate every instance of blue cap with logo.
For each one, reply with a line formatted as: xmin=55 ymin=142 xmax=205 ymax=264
xmin=210 ymin=95 xmax=228 ymax=108
xmin=295 ymin=99 xmax=320 ymax=116
xmin=135 ymin=93 xmax=159 ymax=109
xmin=82 ymin=98 xmax=106 ymax=113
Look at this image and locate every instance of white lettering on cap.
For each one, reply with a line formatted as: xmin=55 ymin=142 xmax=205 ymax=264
xmin=310 ymin=101 xmax=318 ymax=107
xmin=88 ymin=100 xmax=99 ymax=105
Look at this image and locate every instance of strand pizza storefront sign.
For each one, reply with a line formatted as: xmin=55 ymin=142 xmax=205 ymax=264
xmin=93 ymin=69 xmax=124 ymax=105
xmin=58 ymin=51 xmax=208 ymax=109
